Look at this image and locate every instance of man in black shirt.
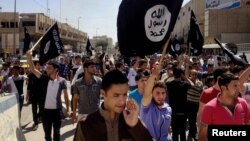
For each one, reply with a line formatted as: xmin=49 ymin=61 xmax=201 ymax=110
xmin=27 ymin=50 xmax=70 ymax=141
xmin=26 ymin=61 xmax=43 ymax=131
xmin=166 ymin=67 xmax=192 ymax=141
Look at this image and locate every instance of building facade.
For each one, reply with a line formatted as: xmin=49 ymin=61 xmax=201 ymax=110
xmin=0 ymin=12 xmax=88 ymax=58
xmin=173 ymin=0 xmax=250 ymax=44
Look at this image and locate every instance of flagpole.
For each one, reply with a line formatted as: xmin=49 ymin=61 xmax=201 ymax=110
xmin=157 ymin=34 xmax=172 ymax=71
xmin=29 ymin=22 xmax=57 ymax=51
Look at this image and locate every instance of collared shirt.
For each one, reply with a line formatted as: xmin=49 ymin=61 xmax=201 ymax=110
xmin=201 ymin=95 xmax=250 ymax=125
xmin=73 ymin=76 xmax=102 ymax=114
xmin=140 ymin=101 xmax=172 ymax=141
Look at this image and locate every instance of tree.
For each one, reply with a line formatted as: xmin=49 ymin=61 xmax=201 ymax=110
xmin=96 ymin=40 xmax=108 ymax=51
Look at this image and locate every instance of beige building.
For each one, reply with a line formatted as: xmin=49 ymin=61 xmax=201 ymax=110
xmin=173 ymin=0 xmax=250 ymax=44
xmin=0 ymin=12 xmax=19 ymax=55
xmin=0 ymin=12 xmax=88 ymax=57
xmin=90 ymin=35 xmax=113 ymax=51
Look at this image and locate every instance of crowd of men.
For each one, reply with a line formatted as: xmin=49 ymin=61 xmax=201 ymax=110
xmin=0 ymin=50 xmax=250 ymax=141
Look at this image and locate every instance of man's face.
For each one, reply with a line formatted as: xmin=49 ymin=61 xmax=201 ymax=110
xmin=35 ymin=63 xmax=41 ymax=70
xmin=46 ymin=64 xmax=57 ymax=76
xmin=12 ymin=68 xmax=19 ymax=76
xmin=152 ymin=87 xmax=166 ymax=106
xmin=75 ymin=57 xmax=82 ymax=65
xmin=102 ymin=84 xmax=129 ymax=114
xmin=141 ymin=63 xmax=147 ymax=70
xmin=136 ymin=77 xmax=148 ymax=91
xmin=85 ymin=65 xmax=96 ymax=75
xmin=223 ymin=80 xmax=240 ymax=99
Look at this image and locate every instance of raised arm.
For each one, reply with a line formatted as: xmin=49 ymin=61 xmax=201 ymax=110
xmin=26 ymin=50 xmax=42 ymax=78
xmin=141 ymin=68 xmax=159 ymax=107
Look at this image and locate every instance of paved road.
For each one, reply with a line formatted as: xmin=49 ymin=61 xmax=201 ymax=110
xmin=21 ymin=81 xmax=76 ymax=141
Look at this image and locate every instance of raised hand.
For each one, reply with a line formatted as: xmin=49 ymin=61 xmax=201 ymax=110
xmin=123 ymin=99 xmax=139 ymax=127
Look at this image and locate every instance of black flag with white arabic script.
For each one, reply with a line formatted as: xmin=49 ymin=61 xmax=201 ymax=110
xmin=117 ymin=0 xmax=183 ymax=57
xmin=39 ymin=22 xmax=64 ymax=65
xmin=187 ymin=10 xmax=204 ymax=56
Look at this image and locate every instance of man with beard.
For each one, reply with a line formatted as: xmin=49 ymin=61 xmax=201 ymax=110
xmin=140 ymin=68 xmax=172 ymax=141
xmin=198 ymin=73 xmax=250 ymax=141
xmin=73 ymin=70 xmax=153 ymax=141
xmin=72 ymin=59 xmax=102 ymax=122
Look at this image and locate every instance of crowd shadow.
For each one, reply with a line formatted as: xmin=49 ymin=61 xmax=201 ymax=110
xmin=60 ymin=128 xmax=76 ymax=141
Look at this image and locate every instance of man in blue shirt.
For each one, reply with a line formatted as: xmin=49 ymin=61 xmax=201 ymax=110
xmin=140 ymin=69 xmax=172 ymax=141
xmin=129 ymin=70 xmax=149 ymax=106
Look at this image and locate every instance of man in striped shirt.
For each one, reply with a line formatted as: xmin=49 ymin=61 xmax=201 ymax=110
xmin=187 ymin=69 xmax=203 ymax=141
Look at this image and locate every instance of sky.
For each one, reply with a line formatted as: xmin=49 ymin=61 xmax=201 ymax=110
xmin=0 ymin=0 xmax=190 ymax=44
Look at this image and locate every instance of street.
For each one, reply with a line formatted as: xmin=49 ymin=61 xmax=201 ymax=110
xmin=21 ymin=81 xmax=76 ymax=141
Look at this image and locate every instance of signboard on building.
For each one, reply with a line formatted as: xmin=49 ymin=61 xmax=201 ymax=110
xmin=205 ymin=0 xmax=241 ymax=10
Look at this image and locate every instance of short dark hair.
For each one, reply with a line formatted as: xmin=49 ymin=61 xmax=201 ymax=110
xmin=12 ymin=66 xmax=20 ymax=70
xmin=33 ymin=61 xmax=40 ymax=66
xmin=84 ymin=59 xmax=95 ymax=68
xmin=47 ymin=60 xmax=60 ymax=70
xmin=139 ymin=59 xmax=147 ymax=67
xmin=218 ymin=73 xmax=239 ymax=87
xmin=115 ymin=62 xmax=123 ymax=69
xmin=101 ymin=70 xmax=128 ymax=91
xmin=152 ymin=81 xmax=166 ymax=91
xmin=75 ymin=55 xmax=81 ymax=59
xmin=135 ymin=70 xmax=150 ymax=81
xmin=173 ymin=67 xmax=183 ymax=78
xmin=213 ymin=67 xmax=228 ymax=82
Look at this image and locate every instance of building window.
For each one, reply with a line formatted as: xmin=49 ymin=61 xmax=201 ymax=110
xmin=178 ymin=17 xmax=180 ymax=20
xmin=1 ymin=22 xmax=9 ymax=28
xmin=183 ymin=12 xmax=185 ymax=16
xmin=10 ymin=22 xmax=18 ymax=28
xmin=22 ymin=21 xmax=35 ymax=26
xmin=188 ymin=7 xmax=191 ymax=11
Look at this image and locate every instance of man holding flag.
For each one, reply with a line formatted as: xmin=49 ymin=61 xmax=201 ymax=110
xmin=26 ymin=22 xmax=69 ymax=141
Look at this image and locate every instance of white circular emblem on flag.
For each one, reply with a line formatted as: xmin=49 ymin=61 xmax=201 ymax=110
xmin=44 ymin=41 xmax=50 ymax=55
xmin=194 ymin=49 xmax=198 ymax=53
xmin=175 ymin=44 xmax=180 ymax=51
xmin=145 ymin=5 xmax=171 ymax=42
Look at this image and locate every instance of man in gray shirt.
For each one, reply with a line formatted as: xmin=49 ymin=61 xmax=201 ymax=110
xmin=72 ymin=59 xmax=102 ymax=122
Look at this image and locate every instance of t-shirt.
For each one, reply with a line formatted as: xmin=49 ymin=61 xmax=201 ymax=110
xmin=40 ymin=74 xmax=67 ymax=109
xmin=201 ymin=97 xmax=250 ymax=125
xmin=187 ymin=80 xmax=203 ymax=104
xmin=200 ymin=86 xmax=220 ymax=104
xmin=129 ymin=89 xmax=143 ymax=106
xmin=140 ymin=101 xmax=172 ymax=141
xmin=7 ymin=75 xmax=25 ymax=95
xmin=166 ymin=80 xmax=191 ymax=114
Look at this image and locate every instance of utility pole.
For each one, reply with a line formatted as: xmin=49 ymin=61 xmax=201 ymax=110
xmin=13 ymin=0 xmax=16 ymax=56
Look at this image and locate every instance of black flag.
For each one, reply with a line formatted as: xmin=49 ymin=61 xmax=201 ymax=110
xmin=86 ymin=38 xmax=94 ymax=56
xmin=117 ymin=0 xmax=183 ymax=57
xmin=214 ymin=38 xmax=248 ymax=67
xmin=187 ymin=10 xmax=204 ymax=56
xmin=23 ymin=27 xmax=31 ymax=54
xmin=39 ymin=22 xmax=64 ymax=65
xmin=167 ymin=37 xmax=182 ymax=58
